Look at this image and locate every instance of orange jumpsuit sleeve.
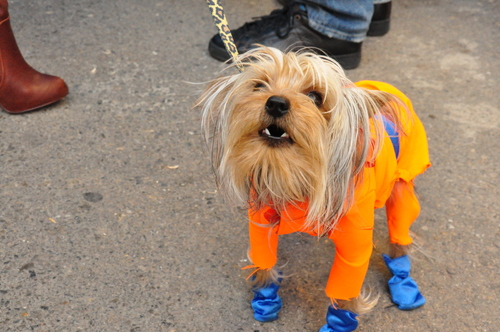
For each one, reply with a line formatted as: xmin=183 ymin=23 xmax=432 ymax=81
xmin=247 ymin=202 xmax=313 ymax=270
xmin=247 ymin=206 xmax=280 ymax=270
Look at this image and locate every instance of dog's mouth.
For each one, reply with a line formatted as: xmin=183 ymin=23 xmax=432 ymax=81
xmin=259 ymin=124 xmax=293 ymax=145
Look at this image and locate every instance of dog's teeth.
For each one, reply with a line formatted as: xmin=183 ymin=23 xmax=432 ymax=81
xmin=263 ymin=128 xmax=271 ymax=136
xmin=281 ymin=132 xmax=289 ymax=138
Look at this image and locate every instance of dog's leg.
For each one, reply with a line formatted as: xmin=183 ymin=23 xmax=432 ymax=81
xmin=247 ymin=207 xmax=283 ymax=322
xmin=386 ymin=180 xmax=420 ymax=255
xmin=249 ymin=267 xmax=282 ymax=289
xmin=321 ymin=216 xmax=378 ymax=332
xmin=383 ymin=180 xmax=426 ymax=310
xmin=249 ymin=267 xmax=283 ymax=322
xmin=319 ymin=303 xmax=359 ymax=332
xmin=335 ymin=289 xmax=379 ymax=315
xmin=320 ymin=292 xmax=380 ymax=332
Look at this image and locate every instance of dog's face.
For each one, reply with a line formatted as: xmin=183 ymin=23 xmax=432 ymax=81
xmin=198 ymin=47 xmax=396 ymax=232
xmin=219 ymin=49 xmax=339 ymax=208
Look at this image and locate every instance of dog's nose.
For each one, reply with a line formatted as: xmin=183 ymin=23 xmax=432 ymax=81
xmin=265 ymin=96 xmax=290 ymax=118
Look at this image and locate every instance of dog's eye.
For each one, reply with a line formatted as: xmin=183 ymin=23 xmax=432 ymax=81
xmin=254 ymin=82 xmax=265 ymax=91
xmin=307 ymin=91 xmax=322 ymax=107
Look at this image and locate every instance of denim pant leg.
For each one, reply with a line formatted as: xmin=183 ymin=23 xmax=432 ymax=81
xmin=303 ymin=0 xmax=374 ymax=42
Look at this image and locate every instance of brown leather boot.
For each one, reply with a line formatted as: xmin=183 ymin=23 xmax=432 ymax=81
xmin=0 ymin=0 xmax=68 ymax=114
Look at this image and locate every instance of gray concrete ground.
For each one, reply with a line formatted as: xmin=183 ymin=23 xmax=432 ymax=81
xmin=0 ymin=0 xmax=498 ymax=331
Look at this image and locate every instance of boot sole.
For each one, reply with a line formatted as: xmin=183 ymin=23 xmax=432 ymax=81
xmin=367 ymin=18 xmax=390 ymax=37
xmin=209 ymin=40 xmax=361 ymax=70
xmin=0 ymin=95 xmax=67 ymax=114
xmin=208 ymin=39 xmax=232 ymax=62
xmin=327 ymin=50 xmax=361 ymax=70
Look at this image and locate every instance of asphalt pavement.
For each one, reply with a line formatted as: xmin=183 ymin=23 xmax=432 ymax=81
xmin=0 ymin=0 xmax=499 ymax=331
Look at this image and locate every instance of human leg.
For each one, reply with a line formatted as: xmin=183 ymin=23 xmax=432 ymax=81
xmin=279 ymin=0 xmax=392 ymax=36
xmin=304 ymin=0 xmax=373 ymax=43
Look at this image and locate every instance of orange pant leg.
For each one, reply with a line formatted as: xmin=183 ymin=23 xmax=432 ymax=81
xmin=385 ymin=180 xmax=420 ymax=246
xmin=326 ymin=187 xmax=376 ymax=300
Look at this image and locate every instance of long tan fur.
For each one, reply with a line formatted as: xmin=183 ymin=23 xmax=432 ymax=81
xmin=196 ymin=46 xmax=405 ymax=236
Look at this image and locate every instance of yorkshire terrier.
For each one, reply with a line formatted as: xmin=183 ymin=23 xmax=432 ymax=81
xmin=197 ymin=47 xmax=430 ymax=331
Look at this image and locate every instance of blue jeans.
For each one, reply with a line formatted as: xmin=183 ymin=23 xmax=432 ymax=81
xmin=303 ymin=0 xmax=390 ymax=42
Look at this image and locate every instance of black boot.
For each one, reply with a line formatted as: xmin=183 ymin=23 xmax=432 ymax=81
xmin=367 ymin=1 xmax=392 ymax=36
xmin=208 ymin=2 xmax=362 ymax=70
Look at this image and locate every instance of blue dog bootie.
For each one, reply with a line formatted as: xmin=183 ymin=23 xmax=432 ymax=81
xmin=383 ymin=254 xmax=426 ymax=310
xmin=319 ymin=305 xmax=359 ymax=332
xmin=251 ymin=281 xmax=283 ymax=322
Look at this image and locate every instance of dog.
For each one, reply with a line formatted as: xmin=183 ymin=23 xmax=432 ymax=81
xmin=196 ymin=47 xmax=430 ymax=331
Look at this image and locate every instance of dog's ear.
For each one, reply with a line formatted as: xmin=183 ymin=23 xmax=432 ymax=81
xmin=196 ymin=74 xmax=237 ymax=116
xmin=195 ymin=74 xmax=239 ymax=180
xmin=326 ymin=87 xmax=378 ymax=178
xmin=333 ymin=86 xmax=406 ymax=172
xmin=317 ymin=86 xmax=402 ymax=231
xmin=196 ymin=74 xmax=238 ymax=139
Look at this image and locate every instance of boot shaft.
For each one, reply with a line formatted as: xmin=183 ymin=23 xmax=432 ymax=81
xmin=0 ymin=0 xmax=8 ymax=21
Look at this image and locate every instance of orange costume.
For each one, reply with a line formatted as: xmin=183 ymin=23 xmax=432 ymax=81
xmin=247 ymin=81 xmax=430 ymax=301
